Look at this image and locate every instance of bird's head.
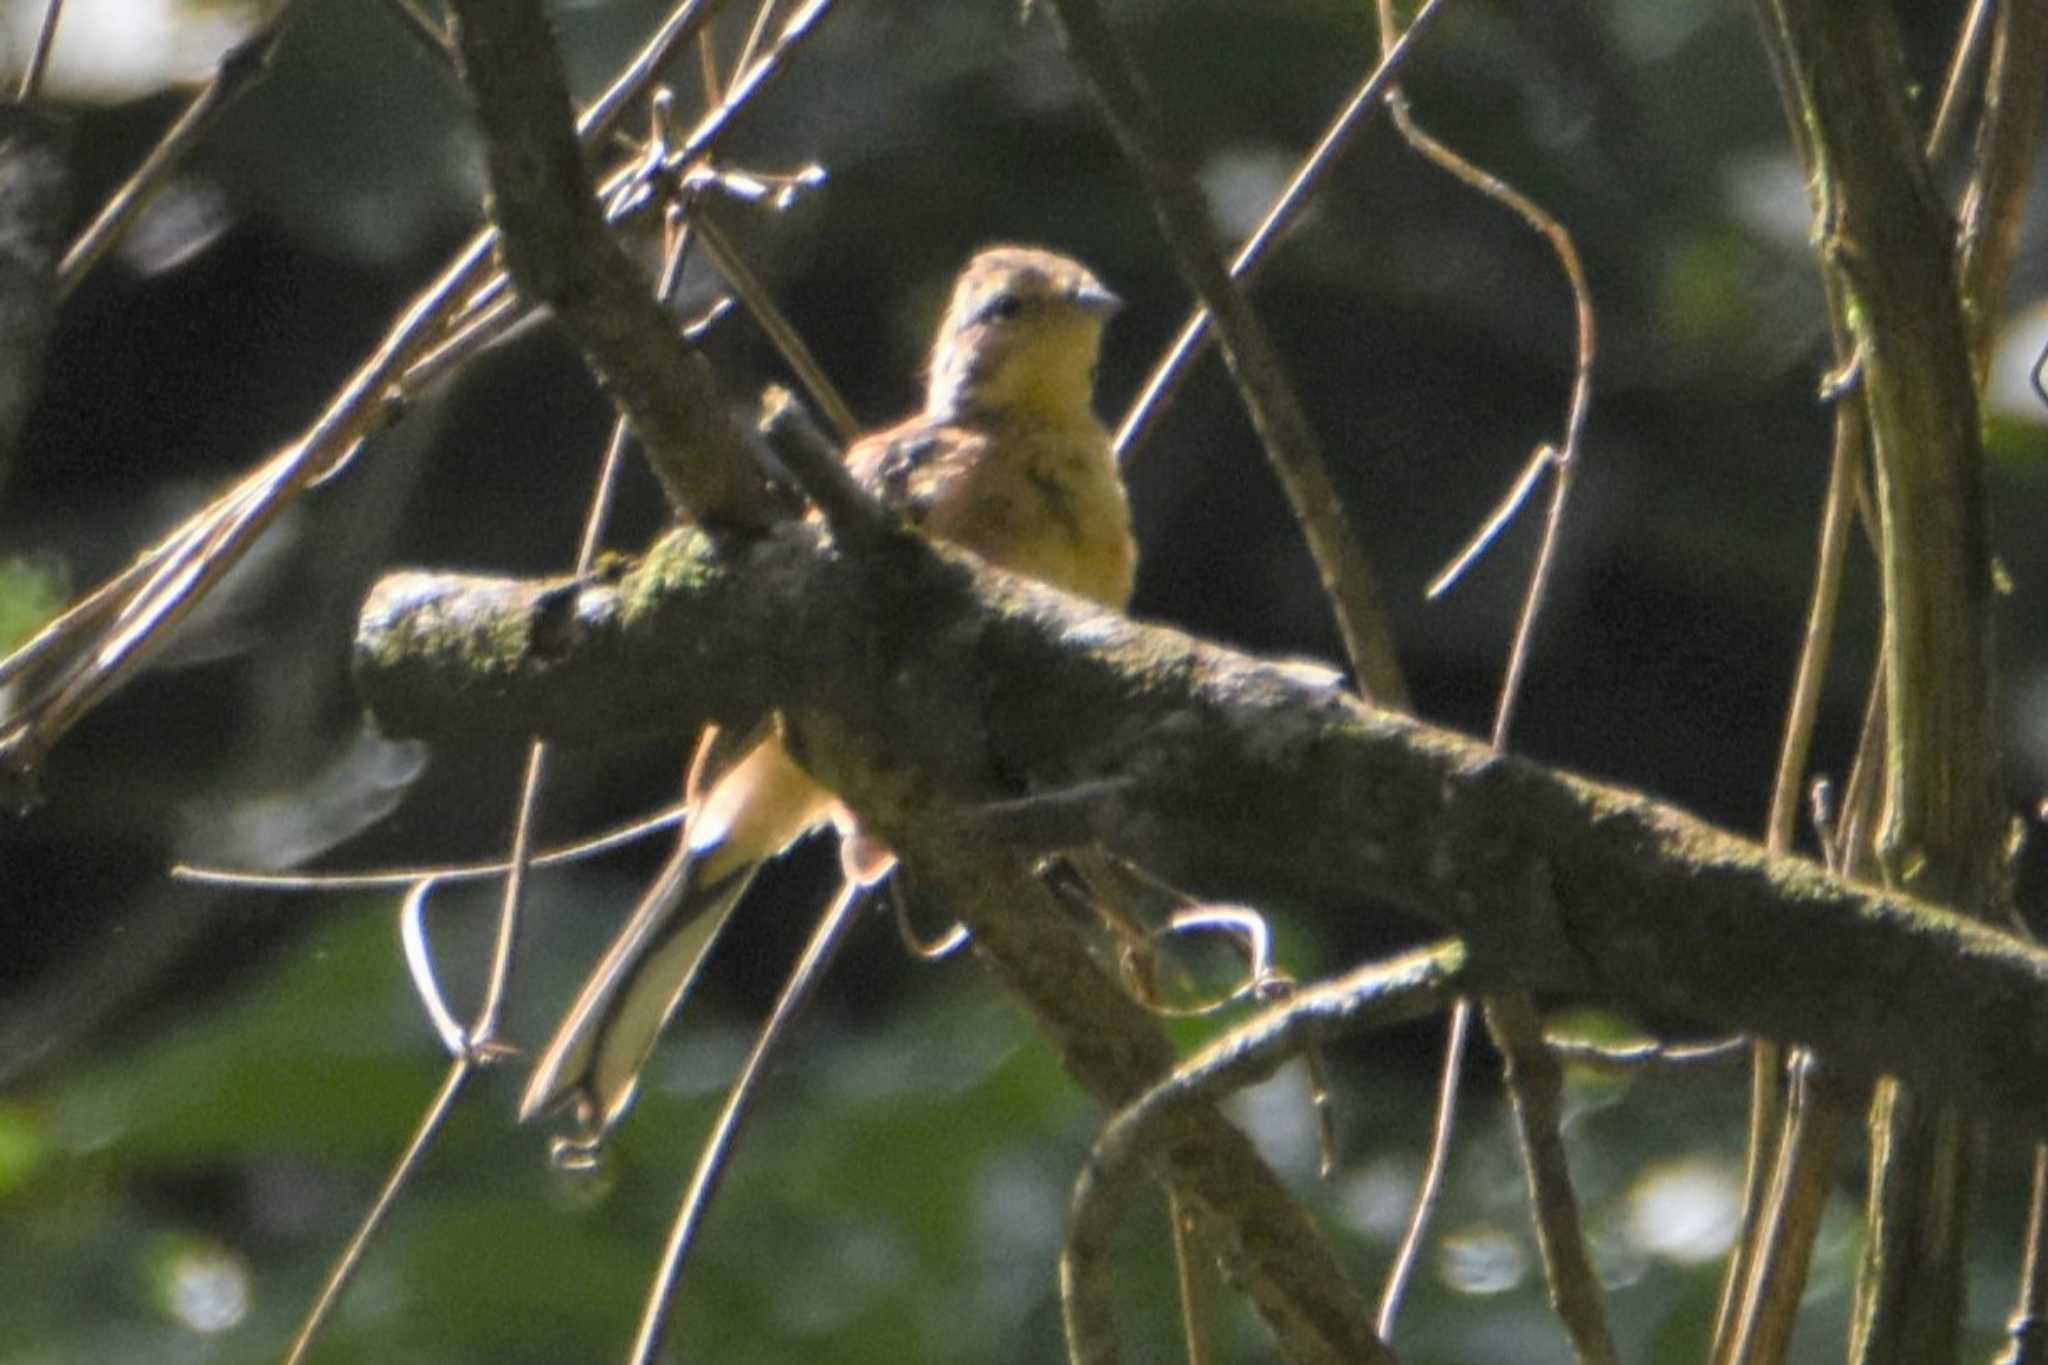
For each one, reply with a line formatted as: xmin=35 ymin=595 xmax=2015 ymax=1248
xmin=925 ymin=244 xmax=1121 ymax=426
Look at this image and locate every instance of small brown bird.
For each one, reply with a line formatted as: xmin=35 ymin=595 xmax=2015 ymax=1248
xmin=520 ymin=245 xmax=1136 ymax=1144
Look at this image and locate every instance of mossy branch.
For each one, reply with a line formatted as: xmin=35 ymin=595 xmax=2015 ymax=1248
xmin=357 ymin=524 xmax=2048 ymax=1130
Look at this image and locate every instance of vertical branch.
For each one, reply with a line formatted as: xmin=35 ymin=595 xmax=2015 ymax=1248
xmin=1483 ymin=995 xmax=1619 ymax=1365
xmin=1764 ymin=3 xmax=2009 ymax=1362
xmin=1956 ymin=5 xmax=2048 ymax=1359
xmin=1710 ymin=0 xmax=2002 ymax=1347
xmin=1715 ymin=403 xmax=1867 ymax=1365
xmin=1953 ymin=0 xmax=2048 ymax=385
xmin=1773 ymin=0 xmax=1999 ymax=933
xmin=1039 ymin=0 xmax=1409 ymax=711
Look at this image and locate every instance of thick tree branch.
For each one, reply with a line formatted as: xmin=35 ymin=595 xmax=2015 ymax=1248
xmin=906 ymin=837 xmax=1392 ymax=1365
xmin=448 ymin=0 xmax=779 ymax=531
xmin=356 ymin=525 xmax=2048 ymax=1129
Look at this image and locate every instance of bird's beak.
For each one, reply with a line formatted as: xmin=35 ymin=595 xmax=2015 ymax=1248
xmin=1071 ymin=282 xmax=1123 ymax=318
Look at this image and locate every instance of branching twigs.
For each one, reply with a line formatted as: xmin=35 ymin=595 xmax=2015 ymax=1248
xmin=1709 ymin=0 xmax=1914 ymax=1349
xmin=1714 ymin=0 xmax=2042 ymax=1353
xmin=1712 ymin=398 xmax=1866 ymax=1365
xmin=1955 ymin=3 xmax=2048 ymax=1358
xmin=448 ymin=0 xmax=790 ymax=532
xmin=1953 ymin=0 xmax=2048 ymax=386
xmin=1040 ymin=0 xmax=1407 ymax=712
xmin=1361 ymin=1 xmax=1605 ymax=1353
xmin=268 ymin=4 xmax=851 ymax=1356
xmin=0 ymin=0 xmax=828 ymax=797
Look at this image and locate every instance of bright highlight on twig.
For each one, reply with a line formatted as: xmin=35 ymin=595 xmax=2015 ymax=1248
xmin=1423 ymin=444 xmax=1558 ymax=601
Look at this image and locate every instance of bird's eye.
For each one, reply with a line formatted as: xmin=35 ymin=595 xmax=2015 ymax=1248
xmin=985 ymin=291 xmax=1024 ymax=322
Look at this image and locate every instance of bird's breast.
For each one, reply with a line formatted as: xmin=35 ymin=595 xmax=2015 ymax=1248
xmin=916 ymin=422 xmax=1134 ymax=610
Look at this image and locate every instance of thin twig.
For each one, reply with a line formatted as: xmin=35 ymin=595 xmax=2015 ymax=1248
xmin=1372 ymin=5 xmax=1600 ymax=1344
xmin=1425 ymin=445 xmax=1552 ymax=600
xmin=283 ymin=1065 xmax=475 ymax=1363
xmin=1954 ymin=0 xmax=2048 ymax=385
xmin=1043 ymin=0 xmax=1408 ymax=710
xmin=171 ymin=799 xmax=687 ymax=890
xmin=1544 ymin=1033 xmax=1750 ymax=1073
xmin=733 ymin=0 xmax=780 ymax=77
xmin=1387 ymin=96 xmax=1593 ymax=750
xmin=1925 ymin=0 xmax=1996 ymax=165
xmin=1723 ymin=655 xmax=1886 ymax=1365
xmin=1994 ymin=1146 xmax=2048 ymax=1365
xmin=695 ymin=22 xmax=722 ymax=104
xmin=1111 ymin=0 xmax=1453 ymax=463
xmin=1725 ymin=1053 xmax=1854 ymax=1365
xmin=16 ymin=0 xmax=65 ymax=101
xmin=627 ymin=882 xmax=870 ymax=1365
xmin=1710 ymin=363 xmax=1866 ymax=1365
xmin=694 ymin=208 xmax=862 ymax=441
xmin=1376 ymin=996 xmax=1469 ymax=1338
xmin=58 ymin=12 xmax=297 ymax=295
xmin=1710 ymin=412 xmax=1863 ymax=1365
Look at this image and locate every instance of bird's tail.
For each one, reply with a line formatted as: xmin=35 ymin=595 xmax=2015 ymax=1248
xmin=517 ymin=842 xmax=756 ymax=1138
xmin=519 ymin=739 xmax=832 ymax=1143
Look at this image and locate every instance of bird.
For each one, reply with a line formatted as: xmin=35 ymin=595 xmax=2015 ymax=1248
xmin=519 ymin=245 xmax=1137 ymax=1149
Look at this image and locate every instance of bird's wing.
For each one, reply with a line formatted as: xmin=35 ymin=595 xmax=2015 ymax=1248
xmin=845 ymin=419 xmax=985 ymax=520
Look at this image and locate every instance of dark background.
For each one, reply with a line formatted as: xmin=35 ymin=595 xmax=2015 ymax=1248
xmin=1 ymin=0 xmax=2044 ymax=1360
